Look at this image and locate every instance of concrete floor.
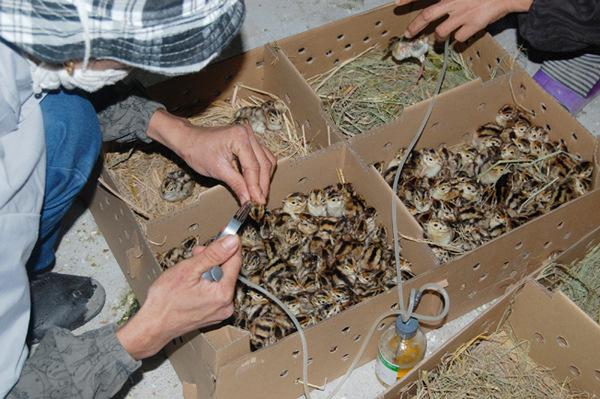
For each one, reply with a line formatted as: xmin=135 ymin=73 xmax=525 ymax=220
xmin=55 ymin=2 xmax=600 ymax=398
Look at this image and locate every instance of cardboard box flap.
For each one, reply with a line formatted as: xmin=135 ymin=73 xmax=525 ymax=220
xmin=202 ymin=325 xmax=251 ymax=370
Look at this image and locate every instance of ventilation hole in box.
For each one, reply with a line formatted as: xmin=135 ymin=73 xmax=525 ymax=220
xmin=545 ymin=124 xmax=552 ymax=132
xmin=189 ymin=223 xmax=199 ymax=233
xmin=119 ymin=207 xmax=125 ymax=216
xmin=330 ymin=345 xmax=338 ymax=353
xmin=114 ymin=213 xmax=120 ymax=222
xmin=345 ymin=43 xmax=352 ymax=51
xmin=472 ymin=263 xmax=481 ymax=271
xmin=341 ymin=326 xmax=350 ymax=334
xmin=298 ymin=177 xmax=308 ymax=184
xmin=572 ymin=132 xmax=578 ymax=141
xmin=342 ymin=353 xmax=350 ymax=361
xmin=541 ymin=102 xmax=547 ymax=112
xmin=460 ymin=283 xmax=466 ymax=291
xmin=384 ymin=142 xmax=392 ymax=149
xmin=556 ymin=336 xmax=569 ymax=348
xmin=468 ymin=290 xmax=477 ymax=299
xmin=569 ymin=366 xmax=581 ymax=377
xmin=325 ymin=49 xmax=333 ymax=57
xmin=334 ymin=58 xmax=340 ymax=65
xmin=479 ymin=273 xmax=488 ymax=282
xmin=534 ymin=332 xmax=545 ymax=343
xmin=390 ymin=302 xmax=399 ymax=310
xmin=519 ymin=83 xmax=527 ymax=98
xmin=284 ymin=93 xmax=292 ymax=104
xmin=363 ymin=36 xmax=371 ymax=43
xmin=476 ymin=50 xmax=481 ymax=58
xmin=530 ymin=109 xmax=537 ymax=117
xmin=381 ymin=30 xmax=389 ymax=36
xmin=522 ymin=251 xmax=530 ymax=260
xmin=510 ymin=270 xmax=518 ymax=279
xmin=595 ymin=370 xmax=600 ymax=382
xmin=431 ymin=121 xmax=439 ymax=129
xmin=298 ymin=47 xmax=306 ymax=54
xmin=495 ymin=57 xmax=501 ymax=64
xmin=557 ymin=221 xmax=565 ymax=230
xmin=292 ymin=350 xmax=300 ymax=358
xmin=117 ymin=236 xmax=123 ymax=244
xmin=124 ymin=230 xmax=130 ymax=240
xmin=280 ymin=369 xmax=289 ymax=378
xmin=477 ymin=103 xmax=486 ymax=112
xmin=307 ymin=357 xmax=314 ymax=365
xmin=104 ymin=197 xmax=111 ymax=206
xmin=337 ymin=34 xmax=345 ymax=40
xmin=487 ymin=63 xmax=492 ymax=72
xmin=502 ymin=261 xmax=510 ymax=269
xmin=515 ymin=241 xmax=523 ymax=250
xmin=256 ymin=60 xmax=264 ymax=68
xmin=375 ymin=20 xmax=383 ymax=27
xmin=575 ymin=153 xmax=583 ymax=160
xmin=378 ymin=322 xmax=387 ymax=331
xmin=564 ymin=232 xmax=572 ymax=240
xmin=354 ymin=334 xmax=362 ymax=342
xmin=98 ymin=202 xmax=104 ymax=211
xmin=543 ymin=241 xmax=552 ymax=249
xmin=306 ymin=57 xmax=314 ymax=64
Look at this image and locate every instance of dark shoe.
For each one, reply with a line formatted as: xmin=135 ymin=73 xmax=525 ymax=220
xmin=28 ymin=272 xmax=106 ymax=343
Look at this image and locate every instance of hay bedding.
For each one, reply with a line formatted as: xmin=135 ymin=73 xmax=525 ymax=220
xmin=404 ymin=328 xmax=590 ymax=399
xmin=538 ymin=244 xmax=600 ymax=324
xmin=308 ymin=44 xmax=476 ymax=136
xmin=103 ymin=85 xmax=311 ymax=220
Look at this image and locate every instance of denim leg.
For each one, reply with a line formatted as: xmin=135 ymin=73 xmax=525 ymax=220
xmin=26 ymin=90 xmax=102 ymax=273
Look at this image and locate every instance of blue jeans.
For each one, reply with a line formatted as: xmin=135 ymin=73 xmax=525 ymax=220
xmin=26 ymin=90 xmax=102 ymax=273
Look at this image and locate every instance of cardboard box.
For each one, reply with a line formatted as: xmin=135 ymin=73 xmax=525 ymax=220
xmin=90 ymin=135 xmax=600 ymax=398
xmin=98 ymin=43 xmax=336 ymax=222
xmin=382 ymin=279 xmax=600 ymax=398
xmin=349 ymin=68 xmax=600 ymax=265
xmin=276 ymin=2 xmax=517 ymax=139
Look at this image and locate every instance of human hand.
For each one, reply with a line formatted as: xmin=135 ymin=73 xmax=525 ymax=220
xmin=395 ymin=0 xmax=533 ymax=42
xmin=147 ymin=109 xmax=276 ymax=204
xmin=116 ymin=235 xmax=242 ymax=360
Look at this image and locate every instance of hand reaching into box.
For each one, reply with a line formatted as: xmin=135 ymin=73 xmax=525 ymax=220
xmin=395 ymin=0 xmax=533 ymax=42
xmin=116 ymin=235 xmax=242 ymax=360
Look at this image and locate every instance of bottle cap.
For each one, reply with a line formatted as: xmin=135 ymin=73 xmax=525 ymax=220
xmin=395 ymin=316 xmax=419 ymax=339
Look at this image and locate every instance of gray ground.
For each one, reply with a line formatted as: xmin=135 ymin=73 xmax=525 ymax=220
xmin=55 ymin=2 xmax=600 ymax=398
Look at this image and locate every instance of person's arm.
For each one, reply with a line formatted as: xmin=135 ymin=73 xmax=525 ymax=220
xmin=8 ymin=235 xmax=242 ymax=399
xmin=517 ymin=0 xmax=600 ymax=53
xmin=395 ymin=0 xmax=533 ymax=42
xmin=93 ymin=83 xmax=276 ymax=205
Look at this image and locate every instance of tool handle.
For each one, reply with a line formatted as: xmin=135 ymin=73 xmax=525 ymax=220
xmin=202 ymin=266 xmax=224 ymax=282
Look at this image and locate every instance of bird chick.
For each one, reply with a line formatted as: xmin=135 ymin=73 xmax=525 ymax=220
xmin=431 ymin=181 xmax=459 ymax=202
xmin=325 ymin=189 xmax=345 ymax=217
xmin=496 ymin=104 xmax=518 ymax=127
xmin=424 ymin=219 xmax=454 ymax=245
xmin=416 ymin=149 xmax=443 ymax=178
xmin=234 ymin=100 xmax=286 ymax=135
xmin=386 ymin=36 xmax=430 ymax=80
xmin=160 ymin=169 xmax=195 ymax=202
xmin=307 ymin=189 xmax=327 ymax=217
xmin=282 ymin=192 xmax=307 ymax=218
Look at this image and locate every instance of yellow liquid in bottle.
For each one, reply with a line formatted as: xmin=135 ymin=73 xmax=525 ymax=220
xmin=388 ymin=335 xmax=424 ymax=380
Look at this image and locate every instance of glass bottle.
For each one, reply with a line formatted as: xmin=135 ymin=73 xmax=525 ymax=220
xmin=375 ymin=316 xmax=427 ymax=386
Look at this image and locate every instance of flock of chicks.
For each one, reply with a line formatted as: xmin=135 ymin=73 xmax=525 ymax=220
xmin=159 ymin=100 xmax=287 ymax=203
xmin=159 ymin=183 xmax=413 ymax=350
xmin=374 ymin=104 xmax=593 ymax=263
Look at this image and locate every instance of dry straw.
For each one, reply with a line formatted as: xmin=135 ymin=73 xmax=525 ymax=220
xmin=403 ymin=328 xmax=590 ymax=398
xmin=308 ymin=44 xmax=476 ymax=136
xmin=104 ymin=84 xmax=311 ymax=219
xmin=537 ymin=244 xmax=600 ymax=324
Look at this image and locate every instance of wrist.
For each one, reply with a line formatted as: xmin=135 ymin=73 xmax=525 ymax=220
xmin=505 ymin=0 xmax=533 ymax=13
xmin=146 ymin=109 xmax=194 ymax=159
xmin=116 ymin=310 xmax=165 ymax=360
